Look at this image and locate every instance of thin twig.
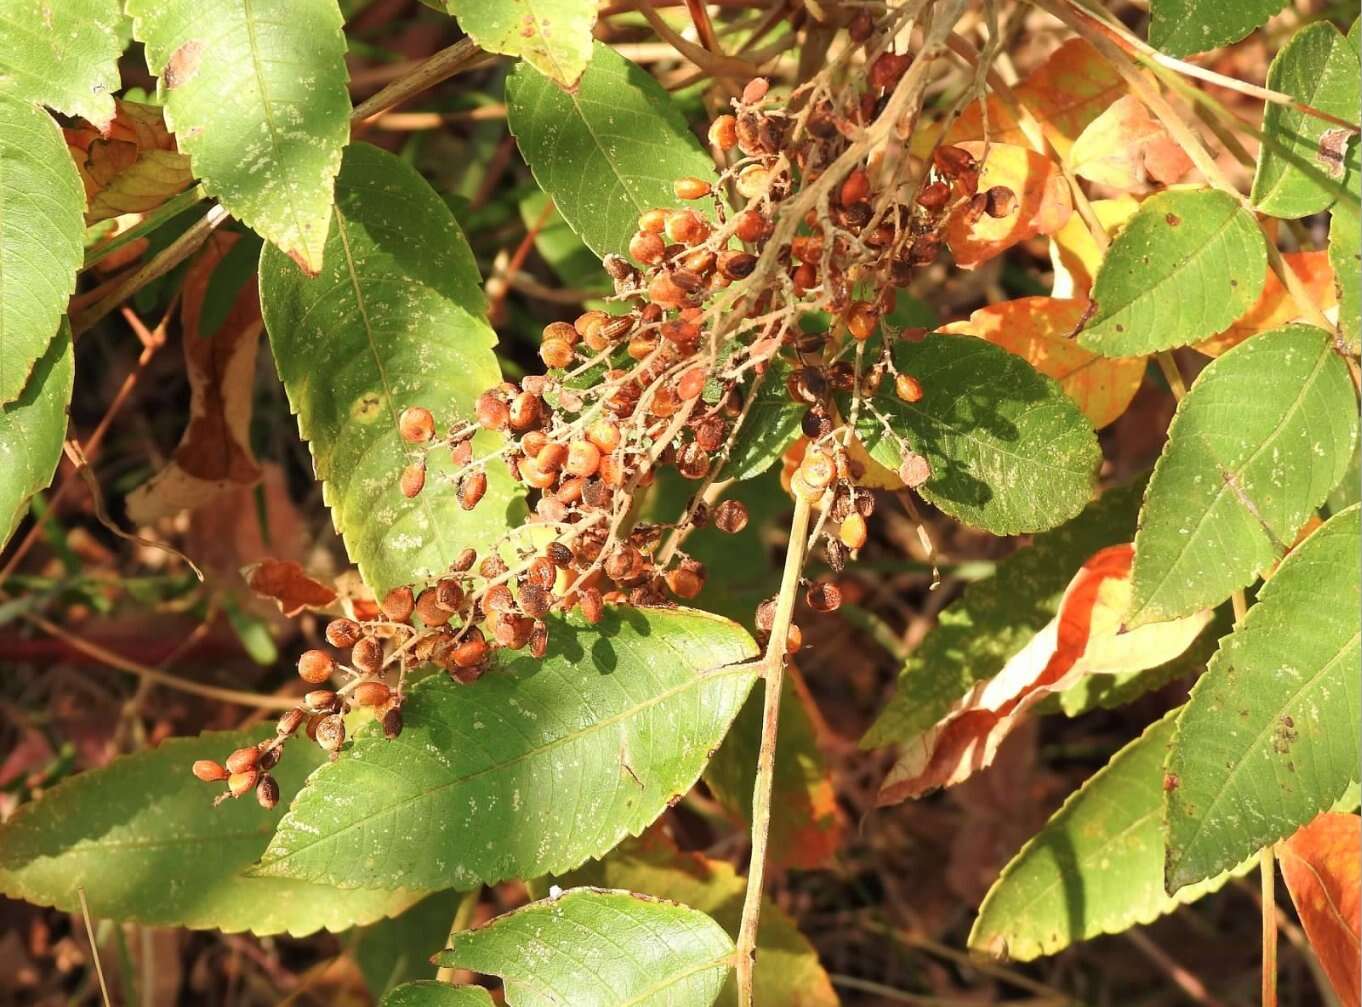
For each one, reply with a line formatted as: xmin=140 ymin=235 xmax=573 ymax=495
xmin=434 ymin=887 xmax=483 ymax=984
xmin=351 ymin=38 xmax=495 ymax=126
xmin=78 ymin=888 xmax=114 ymax=1007
xmin=1261 ymin=846 xmax=1279 ymax=1007
xmin=1124 ymin=929 xmax=1228 ymax=1007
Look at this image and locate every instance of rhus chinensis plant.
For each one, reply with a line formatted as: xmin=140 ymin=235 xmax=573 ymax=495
xmin=0 ymin=1 xmax=1358 ymax=1005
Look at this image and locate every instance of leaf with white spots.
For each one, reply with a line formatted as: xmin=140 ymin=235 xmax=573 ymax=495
xmin=1127 ymin=325 xmax=1358 ymax=627
xmin=253 ymin=608 xmax=758 ymax=891
xmin=431 ymin=888 xmax=733 ymax=1007
xmin=1163 ymin=505 xmax=1361 ymax=890
xmin=260 ymin=142 xmax=522 ymax=595
xmin=0 ymin=324 xmax=72 ymax=550
xmin=128 ymin=0 xmax=350 ymax=273
xmin=0 ymin=0 xmax=123 ymax=128
xmin=506 ymin=41 xmax=717 ymax=259
xmin=436 ymin=0 xmax=596 ymax=89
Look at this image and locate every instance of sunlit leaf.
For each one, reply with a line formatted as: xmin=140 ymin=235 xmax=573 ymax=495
xmin=942 ymin=297 xmax=1145 ymax=429
xmin=254 ymin=608 xmax=758 ymax=890
xmin=0 ymin=0 xmax=123 ymax=128
xmin=1049 ymin=195 xmax=1140 ymax=299
xmin=1279 ymin=813 xmax=1361 ymax=1007
xmin=945 ymin=143 xmax=1072 ymax=268
xmin=435 ymin=0 xmax=596 ymax=89
xmin=128 ymin=0 xmax=350 ymax=273
xmin=1149 ymin=0 xmax=1286 ymax=57
xmin=0 ymin=727 xmax=423 ymax=934
xmin=382 ymin=983 xmax=493 ymax=1007
xmin=1127 ymin=325 xmax=1358 ymax=627
xmin=1164 ymin=505 xmax=1361 ymax=889
xmin=0 ymin=326 xmax=73 ymax=551
xmin=1078 ymin=188 xmax=1266 ymax=357
xmin=64 ymin=100 xmax=193 ymax=224
xmin=1194 ymin=250 xmax=1337 ymax=358
xmin=1068 ymin=95 xmax=1192 ymax=192
xmin=1331 ymin=202 xmax=1361 ymax=354
xmin=432 ymin=888 xmax=734 ymax=1006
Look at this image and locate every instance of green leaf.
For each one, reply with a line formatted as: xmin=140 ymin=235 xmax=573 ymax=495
xmin=848 ymin=333 xmax=1100 ymax=535
xmin=433 ymin=888 xmax=733 ymax=1007
xmin=260 ymin=142 xmax=522 ymax=596
xmin=254 ymin=608 xmax=758 ymax=890
xmin=382 ymin=982 xmax=494 ymax=1007
xmin=353 ymin=890 xmax=463 ymax=999
xmin=0 ymin=93 xmax=85 ymax=406
xmin=506 ymin=41 xmax=717 ymax=259
xmin=0 ymin=326 xmax=73 ymax=551
xmin=558 ymin=834 xmax=838 ymax=1007
xmin=0 ymin=0 xmax=123 ymax=127
xmin=1078 ymin=189 xmax=1267 ymax=357
xmin=1250 ymin=21 xmax=1361 ymax=218
xmin=726 ymin=359 xmax=803 ymax=482
xmin=862 ymin=480 xmax=1143 ymax=749
xmin=970 ymin=711 xmax=1247 ymax=961
xmin=1330 ymin=202 xmax=1360 ymax=354
xmin=1127 ymin=325 xmax=1358 ymax=627
xmin=1164 ymin=505 xmax=1362 ymax=890
xmin=0 ymin=727 xmax=423 ymax=935
xmin=438 ymin=0 xmax=596 ymax=88
xmin=1148 ymin=0 xmax=1286 ymax=57
xmin=128 ymin=0 xmax=350 ymax=273
xmin=518 ymin=192 xmax=611 ymax=294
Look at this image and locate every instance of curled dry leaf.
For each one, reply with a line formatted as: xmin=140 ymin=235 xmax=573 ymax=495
xmin=1068 ymin=95 xmax=1193 ymax=192
xmin=877 ymin=544 xmax=1211 ymax=805
xmin=1279 ymin=812 xmax=1361 ymax=1007
xmin=126 ymin=232 xmax=263 ymax=525
xmin=942 ymin=296 xmax=1145 ymax=429
xmin=1194 ymin=250 xmax=1337 ymax=358
xmin=64 ymin=100 xmax=193 ymax=225
xmin=243 ymin=559 xmax=338 ymax=618
xmin=945 ymin=143 xmax=1072 ymax=268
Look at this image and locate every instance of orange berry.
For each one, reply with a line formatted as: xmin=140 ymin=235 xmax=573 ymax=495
xmin=799 ymin=449 xmax=836 ymax=489
xmin=475 ymin=391 xmax=509 ymax=431
xmin=839 ymin=512 xmax=868 ymax=550
xmin=734 ymin=209 xmax=769 ymax=243
xmin=228 ymin=770 xmax=259 ymax=799
xmin=649 ymin=272 xmax=688 ymax=308
xmin=839 ymin=167 xmax=870 ymax=207
xmin=398 ymin=406 xmax=435 ymax=444
xmin=846 ymin=301 xmax=879 ymax=341
xmin=665 ymin=209 xmax=709 ymax=245
xmin=298 ymin=649 xmax=335 ymax=684
xmin=638 ymin=208 xmax=669 ymax=234
xmin=460 ymin=470 xmax=487 ymax=510
xmin=586 ymin=418 xmax=621 ymax=454
xmin=565 ymin=440 xmax=601 ymax=477
xmin=628 ymin=230 xmax=666 ymax=265
xmin=400 ymin=461 xmax=426 ymax=498
xmin=540 ymin=338 xmax=574 ymax=369
xmin=381 ymin=586 xmax=415 ymax=623
xmin=673 ymin=176 xmax=712 ymax=200
xmin=708 ymin=114 xmax=738 ymax=150
xmin=193 ymin=759 xmax=228 ymax=783
xmin=677 ymin=366 xmax=707 ymax=400
xmin=895 ymin=373 xmax=924 ymax=403
xmin=353 ymin=681 xmax=392 ymax=707
xmin=736 ymin=164 xmax=770 ymax=200
xmin=225 ymin=746 xmax=261 ymax=774
xmin=741 ymin=77 xmax=769 ymax=104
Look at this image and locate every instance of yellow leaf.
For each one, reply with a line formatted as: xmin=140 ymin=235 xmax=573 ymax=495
xmin=1069 ymin=95 xmax=1193 ymax=192
xmin=1049 ymin=195 xmax=1141 ymax=298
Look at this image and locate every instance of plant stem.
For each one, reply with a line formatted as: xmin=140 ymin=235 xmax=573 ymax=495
xmin=435 ymin=887 xmax=483 ymax=984
xmin=1260 ymin=846 xmax=1278 ymax=1007
xmin=351 ymin=38 xmax=494 ymax=127
xmin=1156 ymin=352 xmax=1187 ymax=401
xmin=734 ymin=492 xmax=813 ymax=1006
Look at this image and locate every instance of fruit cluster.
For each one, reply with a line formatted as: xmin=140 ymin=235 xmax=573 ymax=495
xmin=197 ymin=13 xmax=1008 ymax=799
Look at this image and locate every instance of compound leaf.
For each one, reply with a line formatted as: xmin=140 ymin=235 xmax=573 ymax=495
xmin=438 ymin=0 xmax=596 ymax=88
xmin=1251 ymin=21 xmax=1361 ymax=218
xmin=1164 ymin=505 xmax=1361 ymax=890
xmin=1127 ymin=325 xmax=1358 ymax=627
xmin=970 ymin=710 xmax=1246 ymax=961
xmin=0 ymin=727 xmax=423 ymax=935
xmin=260 ymin=142 xmax=521 ymax=596
xmin=1149 ymin=0 xmax=1286 ymax=57
xmin=128 ymin=0 xmax=350 ymax=273
xmin=0 ymin=0 xmax=123 ymax=128
xmin=850 ymin=333 xmax=1100 ymax=535
xmin=506 ymin=41 xmax=716 ymax=259
xmin=433 ymin=888 xmax=733 ymax=1007
xmin=0 ymin=93 xmax=85 ymax=406
xmin=0 ymin=325 xmax=72 ymax=551
xmin=1079 ymin=189 xmax=1266 ymax=357
xmin=254 ymin=608 xmax=758 ymax=891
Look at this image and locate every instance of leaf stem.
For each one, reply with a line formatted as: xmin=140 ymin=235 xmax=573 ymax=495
xmin=1260 ymin=845 xmax=1278 ymax=1007
xmin=734 ymin=491 xmax=813 ymax=1006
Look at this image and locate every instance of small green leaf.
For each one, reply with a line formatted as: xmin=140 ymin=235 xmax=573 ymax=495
xmin=0 ymin=727 xmax=423 ymax=935
xmin=433 ymin=888 xmax=734 ymax=1007
xmin=1330 ymin=203 xmax=1360 ymax=354
xmin=128 ymin=0 xmax=350 ymax=273
xmin=862 ymin=480 xmax=1145 ymax=749
xmin=382 ymin=982 xmax=494 ymax=1007
xmin=0 ymin=326 xmax=73 ymax=551
xmin=1148 ymin=0 xmax=1286 ymax=57
xmin=558 ymin=834 xmax=838 ymax=1007
xmin=1164 ymin=505 xmax=1361 ymax=890
xmin=1127 ymin=325 xmax=1358 ymax=627
xmin=506 ymin=41 xmax=717 ymax=259
xmin=260 ymin=142 xmax=522 ymax=595
xmin=970 ymin=711 xmax=1247 ymax=961
xmin=439 ymin=0 xmax=596 ymax=88
xmin=353 ymin=890 xmax=464 ymax=999
xmin=726 ymin=359 xmax=803 ymax=482
xmin=0 ymin=93 xmax=85 ymax=406
xmin=1250 ymin=21 xmax=1361 ymax=218
xmin=1078 ymin=189 xmax=1266 ymax=356
xmin=254 ymin=608 xmax=758 ymax=890
xmin=848 ymin=333 xmax=1100 ymax=535
xmin=0 ymin=0 xmax=123 ymax=127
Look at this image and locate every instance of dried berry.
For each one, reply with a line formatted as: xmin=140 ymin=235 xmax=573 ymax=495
xmin=225 ymin=746 xmax=260 ymax=774
xmin=382 ymin=705 xmax=404 ymax=739
xmin=839 ymin=167 xmax=870 ymax=207
xmin=228 ymin=770 xmax=259 ymax=799
xmin=315 ymin=714 xmax=346 ymax=754
xmin=416 ymin=587 xmax=451 ymax=627
xmin=895 ymin=373 xmax=924 ymax=402
xmin=578 ymin=586 xmax=605 ymax=624
xmin=193 ymin=759 xmax=228 ymax=783
xmin=306 ymin=689 xmax=340 ymax=713
xmin=673 ymin=176 xmax=712 ymax=200
xmin=869 ymin=52 xmax=911 ymax=92
xmin=399 ymin=406 xmax=435 ymax=444
xmin=714 ymin=499 xmax=749 ymax=534
xmin=325 ymin=618 xmax=362 ymax=648
xmin=353 ymin=636 xmax=384 ymax=676
xmin=460 ymin=471 xmax=488 ymax=510
xmin=900 ymin=451 xmax=932 ymax=488
xmin=708 ymin=114 xmax=738 ymax=149
xmin=298 ymin=649 xmax=335 ymax=684
xmin=529 ymin=620 xmax=549 ymax=659
xmin=666 ymin=561 xmax=705 ymax=599
xmin=741 ymin=77 xmax=770 ymax=104
xmin=277 ymin=708 xmax=306 ymax=736
xmin=985 ymin=185 xmax=1017 ymax=218
xmin=806 ymin=581 xmax=842 ymax=612
xmin=540 ymin=338 xmax=574 ymax=369
xmin=475 ymin=391 xmax=509 ymax=431
xmin=400 ymin=461 xmax=426 ymax=498
xmin=353 ymin=680 xmax=392 ymax=707
xmin=256 ymin=774 xmax=280 ymax=810
xmin=381 ymin=586 xmax=415 ymax=623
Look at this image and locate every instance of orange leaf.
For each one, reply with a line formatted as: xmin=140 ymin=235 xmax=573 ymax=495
xmin=127 ymin=232 xmax=264 ymax=524
xmin=877 ymin=545 xmax=1211 ymax=804
xmin=942 ymin=297 xmax=1145 ymax=428
xmin=64 ymin=100 xmax=193 ymax=224
xmin=1280 ymin=813 xmax=1361 ymax=1007
xmin=948 ymin=40 xmax=1127 ymax=158
xmin=1195 ymin=251 xmax=1337 ymax=357
xmin=945 ymin=142 xmax=1072 ymax=268
xmin=1069 ymin=95 xmax=1192 ymax=192
xmin=243 ymin=559 xmax=339 ymax=618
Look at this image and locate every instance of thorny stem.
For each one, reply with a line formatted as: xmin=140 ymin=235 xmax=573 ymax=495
xmin=734 ymin=492 xmax=812 ymax=1006
xmin=1260 ymin=846 xmax=1279 ymax=1007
